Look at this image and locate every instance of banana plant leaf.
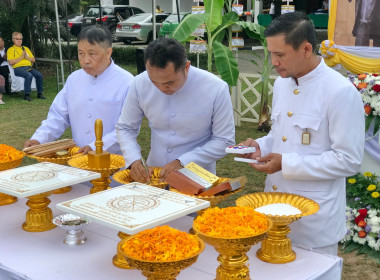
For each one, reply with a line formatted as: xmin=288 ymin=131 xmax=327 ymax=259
xmin=171 ymin=13 xmax=208 ymax=42
xmin=212 ymin=11 xmax=239 ymax=42
xmin=204 ymin=0 xmax=224 ymax=33
xmin=238 ymin=21 xmax=266 ymax=43
xmin=213 ymin=41 xmax=239 ymax=86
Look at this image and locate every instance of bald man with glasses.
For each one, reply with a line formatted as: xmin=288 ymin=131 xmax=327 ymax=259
xmin=7 ymin=32 xmax=45 ymax=101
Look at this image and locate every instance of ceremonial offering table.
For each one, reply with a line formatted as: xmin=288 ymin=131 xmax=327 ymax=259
xmin=0 ymin=162 xmax=100 ymax=232
xmin=0 ymin=184 xmax=343 ymax=280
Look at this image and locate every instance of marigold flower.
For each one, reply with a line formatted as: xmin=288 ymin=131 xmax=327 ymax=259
xmin=371 ymin=192 xmax=380 ymax=198
xmin=358 ymin=230 xmax=367 ymax=238
xmin=122 ymin=225 xmax=200 ymax=262
xmin=363 ymin=172 xmax=373 ymax=177
xmin=358 ymin=220 xmax=367 ymax=227
xmin=358 ymin=74 xmax=367 ymax=80
xmin=367 ymin=184 xmax=377 ymax=191
xmin=348 ymin=178 xmax=356 ymax=184
xmin=194 ymin=206 xmax=269 ymax=238
xmin=364 ymin=105 xmax=372 ymax=115
xmin=358 ymin=82 xmax=367 ymax=89
xmin=0 ymin=144 xmax=24 ymax=163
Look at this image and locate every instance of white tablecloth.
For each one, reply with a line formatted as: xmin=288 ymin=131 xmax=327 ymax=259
xmin=0 ymin=184 xmax=342 ymax=280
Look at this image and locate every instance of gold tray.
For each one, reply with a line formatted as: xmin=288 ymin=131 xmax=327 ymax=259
xmin=26 ymin=147 xmax=81 ymax=165
xmin=113 ymin=168 xmax=168 ymax=189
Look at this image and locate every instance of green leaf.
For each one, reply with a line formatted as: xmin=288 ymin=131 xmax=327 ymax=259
xmin=365 ymin=114 xmax=374 ymax=132
xmin=344 ymin=241 xmax=361 ymax=253
xmin=212 ymin=12 xmax=239 ymax=43
xmin=204 ymin=0 xmax=224 ymax=32
xmin=238 ymin=21 xmax=266 ymax=42
xmin=373 ymin=115 xmax=380 ymax=136
xmin=213 ymin=41 xmax=239 ymax=86
xmin=171 ymin=14 xmax=208 ymax=42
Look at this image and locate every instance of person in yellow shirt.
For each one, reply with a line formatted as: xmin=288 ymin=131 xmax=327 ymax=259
xmin=155 ymin=5 xmax=164 ymax=13
xmin=7 ymin=32 xmax=45 ymax=101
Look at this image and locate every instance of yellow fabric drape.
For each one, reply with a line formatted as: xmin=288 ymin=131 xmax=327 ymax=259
xmin=323 ymin=0 xmax=380 ymax=74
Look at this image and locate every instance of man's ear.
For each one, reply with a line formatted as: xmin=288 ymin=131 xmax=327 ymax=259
xmin=107 ymin=47 xmax=113 ymax=58
xmin=303 ymin=42 xmax=314 ymax=58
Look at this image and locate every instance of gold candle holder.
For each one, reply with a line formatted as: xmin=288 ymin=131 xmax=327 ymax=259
xmin=27 ymin=146 xmax=81 ymax=194
xmin=113 ymin=168 xmax=168 ymax=189
xmin=236 ymin=192 xmax=319 ymax=264
xmin=193 ymin=220 xmax=272 ymax=280
xmin=22 ymin=191 xmax=56 ymax=232
xmin=67 ymin=154 xmax=125 ymax=194
xmin=113 ymin=231 xmax=133 ymax=269
xmin=117 ymin=234 xmax=205 ymax=280
xmin=0 ymin=156 xmax=24 ymax=206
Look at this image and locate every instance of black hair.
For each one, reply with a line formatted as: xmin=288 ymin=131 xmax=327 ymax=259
xmin=77 ymin=25 xmax=112 ymax=48
xmin=144 ymin=37 xmax=187 ymax=72
xmin=264 ymin=11 xmax=317 ymax=53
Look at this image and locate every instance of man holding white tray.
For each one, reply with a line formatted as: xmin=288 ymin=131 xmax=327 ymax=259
xmin=24 ymin=25 xmax=134 ymax=155
xmin=241 ymin=12 xmax=364 ymax=256
xmin=116 ymin=37 xmax=235 ymax=182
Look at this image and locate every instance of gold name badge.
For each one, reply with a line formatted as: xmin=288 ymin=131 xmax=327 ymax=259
xmin=302 ymin=131 xmax=311 ymax=145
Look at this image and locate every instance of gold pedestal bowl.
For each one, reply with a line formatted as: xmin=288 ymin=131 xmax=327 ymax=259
xmin=117 ymin=235 xmax=205 ymax=280
xmin=193 ymin=219 xmax=272 ymax=280
xmin=67 ymin=154 xmax=125 ymax=194
xmin=113 ymin=167 xmax=168 ymax=189
xmin=27 ymin=147 xmax=81 ymax=194
xmin=236 ymin=192 xmax=319 ymax=264
xmin=0 ymin=155 xmax=24 ymax=206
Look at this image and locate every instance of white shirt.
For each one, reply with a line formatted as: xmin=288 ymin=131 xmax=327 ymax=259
xmin=116 ymin=65 xmax=235 ymax=173
xmin=31 ymin=60 xmax=134 ymax=155
xmin=257 ymin=58 xmax=364 ymax=248
xmin=0 ymin=48 xmax=8 ymax=67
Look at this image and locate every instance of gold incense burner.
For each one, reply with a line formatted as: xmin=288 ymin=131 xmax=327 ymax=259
xmin=193 ymin=219 xmax=272 ymax=280
xmin=236 ymin=192 xmax=319 ymax=264
xmin=113 ymin=168 xmax=168 ymax=189
xmin=67 ymin=154 xmax=124 ymax=194
xmin=117 ymin=234 xmax=205 ymax=280
xmin=0 ymin=155 xmax=24 ymax=206
xmin=27 ymin=147 xmax=81 ymax=194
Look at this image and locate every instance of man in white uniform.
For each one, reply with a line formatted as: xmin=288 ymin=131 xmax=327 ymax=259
xmin=116 ymin=37 xmax=235 ymax=182
xmin=241 ymin=12 xmax=364 ymax=255
xmin=24 ymin=25 xmax=134 ymax=155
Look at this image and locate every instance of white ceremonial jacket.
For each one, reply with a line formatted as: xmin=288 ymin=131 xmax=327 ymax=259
xmin=116 ymin=65 xmax=235 ymax=173
xmin=31 ymin=60 xmax=134 ymax=155
xmin=256 ymin=59 xmax=365 ymax=248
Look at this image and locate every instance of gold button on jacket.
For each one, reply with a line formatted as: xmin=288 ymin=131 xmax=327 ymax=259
xmin=287 ymin=111 xmax=293 ymax=117
xmin=272 ymin=185 xmax=278 ymax=191
xmin=282 ymin=136 xmax=287 ymax=142
xmin=293 ymin=89 xmax=300 ymax=95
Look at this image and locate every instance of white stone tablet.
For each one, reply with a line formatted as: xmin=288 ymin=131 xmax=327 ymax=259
xmin=56 ymin=182 xmax=210 ymax=235
xmin=0 ymin=162 xmax=100 ymax=198
xmin=255 ymin=203 xmax=301 ymax=216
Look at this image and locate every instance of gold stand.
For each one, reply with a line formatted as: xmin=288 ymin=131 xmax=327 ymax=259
xmin=236 ymin=192 xmax=320 ymax=264
xmin=0 ymin=192 xmax=18 ymax=206
xmin=22 ymin=192 xmax=56 ymax=232
xmin=113 ymin=231 xmax=133 ymax=269
xmin=90 ymin=175 xmax=112 ymax=194
xmin=256 ymin=223 xmax=296 ymax=263
xmin=53 ymin=186 xmax=72 ymax=194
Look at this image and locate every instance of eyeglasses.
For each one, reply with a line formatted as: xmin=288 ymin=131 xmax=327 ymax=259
xmin=13 ymin=38 xmax=23 ymax=40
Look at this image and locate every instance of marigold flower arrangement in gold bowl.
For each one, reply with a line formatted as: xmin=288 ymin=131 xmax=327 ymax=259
xmin=118 ymin=225 xmax=205 ymax=280
xmin=0 ymin=144 xmax=25 ymax=205
xmin=113 ymin=167 xmax=168 ymax=189
xmin=192 ymin=206 xmax=271 ymax=280
xmin=27 ymin=146 xmax=81 ymax=194
xmin=236 ymin=192 xmax=319 ymax=264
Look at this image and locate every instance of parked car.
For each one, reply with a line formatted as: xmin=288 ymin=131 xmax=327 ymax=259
xmin=61 ymin=14 xmax=83 ymax=37
xmin=116 ymin=13 xmax=169 ymax=44
xmin=159 ymin=12 xmax=190 ymax=38
xmin=82 ymin=5 xmax=145 ymax=41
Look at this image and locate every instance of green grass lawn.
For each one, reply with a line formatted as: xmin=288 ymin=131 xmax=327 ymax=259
xmin=0 ymin=64 xmax=268 ymax=206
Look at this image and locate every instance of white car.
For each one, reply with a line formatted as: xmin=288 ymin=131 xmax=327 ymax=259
xmin=116 ymin=13 xmax=169 ymax=44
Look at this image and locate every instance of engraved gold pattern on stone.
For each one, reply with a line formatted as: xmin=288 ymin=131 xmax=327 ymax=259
xmin=107 ymin=195 xmax=160 ymax=212
xmin=11 ymin=171 xmax=56 ymax=182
